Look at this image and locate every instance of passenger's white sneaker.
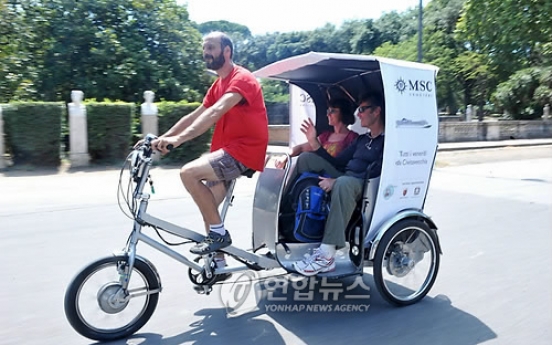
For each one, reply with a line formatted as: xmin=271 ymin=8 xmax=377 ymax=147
xmin=293 ymin=249 xmax=335 ymax=276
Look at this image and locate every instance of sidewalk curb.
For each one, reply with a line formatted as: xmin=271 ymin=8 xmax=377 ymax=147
xmin=436 ymin=139 xmax=552 ymax=152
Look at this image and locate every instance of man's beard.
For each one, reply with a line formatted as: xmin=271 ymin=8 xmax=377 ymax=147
xmin=204 ymin=52 xmax=225 ymax=70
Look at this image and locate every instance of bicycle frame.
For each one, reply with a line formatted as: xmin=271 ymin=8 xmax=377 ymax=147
xmin=120 ymin=140 xmax=280 ymax=291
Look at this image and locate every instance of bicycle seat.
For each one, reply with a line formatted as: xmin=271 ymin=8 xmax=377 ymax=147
xmin=241 ymin=168 xmax=256 ymax=178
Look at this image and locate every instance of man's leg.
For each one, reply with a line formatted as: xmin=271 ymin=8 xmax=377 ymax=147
xmin=322 ymin=176 xmax=364 ymax=249
xmin=285 ymin=152 xmax=343 ymax=194
xmin=183 ymin=149 xmax=248 ymax=255
xmin=293 ymin=175 xmax=363 ymax=276
xmin=206 ymin=181 xmax=232 ymax=270
xmin=180 ymin=155 xmax=222 ymax=226
xmin=203 ymin=181 xmax=229 ymax=233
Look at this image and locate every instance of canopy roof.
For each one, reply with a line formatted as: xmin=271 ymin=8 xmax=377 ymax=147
xmin=254 ymin=52 xmax=438 ymax=87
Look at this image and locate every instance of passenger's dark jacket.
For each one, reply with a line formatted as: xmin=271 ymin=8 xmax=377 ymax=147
xmin=314 ymin=133 xmax=384 ymax=179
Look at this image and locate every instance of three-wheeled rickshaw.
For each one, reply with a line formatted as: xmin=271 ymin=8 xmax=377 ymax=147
xmin=64 ymin=52 xmax=442 ymax=341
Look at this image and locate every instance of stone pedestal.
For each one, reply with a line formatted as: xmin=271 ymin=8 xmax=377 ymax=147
xmin=0 ymin=105 xmax=5 ymax=169
xmin=141 ymin=115 xmax=158 ymax=164
xmin=466 ymin=104 xmax=473 ymax=122
xmin=68 ymin=100 xmax=90 ymax=167
xmin=141 ymin=114 xmax=158 ymax=137
xmin=141 ymin=94 xmax=159 ymax=161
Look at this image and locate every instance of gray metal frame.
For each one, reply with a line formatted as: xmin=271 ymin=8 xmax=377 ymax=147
xmin=121 ymin=152 xmax=283 ymax=288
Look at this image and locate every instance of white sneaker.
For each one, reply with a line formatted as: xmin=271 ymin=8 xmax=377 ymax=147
xmin=293 ymin=249 xmax=336 ymax=276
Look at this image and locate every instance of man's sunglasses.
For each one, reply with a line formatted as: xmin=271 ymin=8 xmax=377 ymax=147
xmin=357 ymin=105 xmax=375 ymax=113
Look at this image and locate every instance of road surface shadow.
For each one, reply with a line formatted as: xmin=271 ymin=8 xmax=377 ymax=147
xmin=96 ymin=274 xmax=496 ymax=345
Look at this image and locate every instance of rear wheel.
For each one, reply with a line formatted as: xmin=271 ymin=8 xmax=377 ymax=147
xmin=64 ymin=255 xmax=160 ymax=341
xmin=373 ymin=219 xmax=440 ymax=306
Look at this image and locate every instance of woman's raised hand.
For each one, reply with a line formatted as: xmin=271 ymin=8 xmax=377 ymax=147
xmin=300 ymin=118 xmax=317 ymax=142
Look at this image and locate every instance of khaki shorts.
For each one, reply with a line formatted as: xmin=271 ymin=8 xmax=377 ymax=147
xmin=206 ymin=149 xmax=249 ymax=189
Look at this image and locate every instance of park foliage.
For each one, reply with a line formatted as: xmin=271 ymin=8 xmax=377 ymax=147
xmin=1 ymin=0 xmax=551 ymax=166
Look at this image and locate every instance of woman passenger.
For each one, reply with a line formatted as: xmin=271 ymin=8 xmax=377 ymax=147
xmin=275 ymin=98 xmax=358 ymax=168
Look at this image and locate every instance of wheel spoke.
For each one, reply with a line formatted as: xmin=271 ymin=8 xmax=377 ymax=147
xmin=128 ymin=286 xmax=161 ymax=298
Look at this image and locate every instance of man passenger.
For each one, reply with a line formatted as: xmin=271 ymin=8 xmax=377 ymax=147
xmin=287 ymin=92 xmax=385 ymax=276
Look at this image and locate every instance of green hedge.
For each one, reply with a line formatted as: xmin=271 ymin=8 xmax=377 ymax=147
xmin=157 ymin=102 xmax=212 ymax=164
xmin=0 ymin=101 xmax=212 ymax=167
xmin=2 ymin=102 xmax=63 ymax=166
xmin=86 ymin=102 xmax=133 ymax=163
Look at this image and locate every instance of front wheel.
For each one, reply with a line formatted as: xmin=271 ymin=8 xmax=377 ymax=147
xmin=373 ymin=219 xmax=440 ymax=306
xmin=64 ymin=255 xmax=160 ymax=341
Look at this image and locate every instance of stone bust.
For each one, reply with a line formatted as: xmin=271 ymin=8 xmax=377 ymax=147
xmin=68 ymin=90 xmax=86 ymax=116
xmin=141 ymin=90 xmax=158 ymax=116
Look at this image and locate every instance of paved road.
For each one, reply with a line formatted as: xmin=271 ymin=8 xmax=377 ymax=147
xmin=0 ymin=146 xmax=551 ymax=345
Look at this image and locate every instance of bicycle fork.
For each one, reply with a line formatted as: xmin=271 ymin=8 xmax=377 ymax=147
xmin=116 ymin=197 xmax=150 ymax=291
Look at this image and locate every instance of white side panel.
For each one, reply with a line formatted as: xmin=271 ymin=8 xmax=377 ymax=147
xmin=252 ymin=167 xmax=287 ymax=251
xmin=289 ymin=84 xmax=317 ymax=148
xmin=366 ymin=62 xmax=439 ymax=242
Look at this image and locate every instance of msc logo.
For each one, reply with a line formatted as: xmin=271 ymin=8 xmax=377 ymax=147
xmin=299 ymin=93 xmax=313 ymax=103
xmin=394 ymin=78 xmax=407 ymax=94
xmin=394 ymin=77 xmax=434 ymax=95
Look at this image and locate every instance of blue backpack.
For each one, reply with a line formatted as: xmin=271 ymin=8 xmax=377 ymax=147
xmin=289 ymin=172 xmax=331 ymax=242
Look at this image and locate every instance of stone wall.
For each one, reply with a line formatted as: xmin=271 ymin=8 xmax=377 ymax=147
xmin=268 ymin=125 xmax=290 ymax=145
xmin=439 ymin=120 xmax=552 ymax=142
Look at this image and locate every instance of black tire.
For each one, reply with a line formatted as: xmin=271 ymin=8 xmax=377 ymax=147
xmin=373 ymin=219 xmax=440 ymax=306
xmin=64 ymin=255 xmax=160 ymax=341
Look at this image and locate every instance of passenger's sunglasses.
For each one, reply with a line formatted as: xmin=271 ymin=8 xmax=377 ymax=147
xmin=357 ymin=105 xmax=375 ymax=113
xmin=326 ymin=108 xmax=339 ymax=114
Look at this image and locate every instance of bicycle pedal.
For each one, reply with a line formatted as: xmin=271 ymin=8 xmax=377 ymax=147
xmin=193 ymin=285 xmax=213 ymax=295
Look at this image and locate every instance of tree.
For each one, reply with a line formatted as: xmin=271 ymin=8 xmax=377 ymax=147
xmin=457 ymin=0 xmax=552 ymax=81
xmin=452 ymin=51 xmax=494 ymax=109
xmin=197 ymin=20 xmax=251 ymax=37
xmin=374 ymin=32 xmax=463 ymax=112
xmin=374 ymin=38 xmax=417 ymax=61
xmin=236 ymin=33 xmax=280 ymax=70
xmin=374 ymin=9 xmax=418 ymax=45
xmin=2 ymin=0 xmax=208 ymax=103
xmin=424 ymin=0 xmax=465 ymax=34
xmin=307 ymin=24 xmax=345 ymax=53
xmin=0 ymin=0 xmax=43 ymax=101
xmin=373 ymin=0 xmax=501 ymax=113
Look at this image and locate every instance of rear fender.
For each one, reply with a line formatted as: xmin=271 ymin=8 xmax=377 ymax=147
xmin=367 ymin=209 xmax=441 ymax=261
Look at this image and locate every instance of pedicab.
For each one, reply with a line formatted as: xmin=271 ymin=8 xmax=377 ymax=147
xmin=64 ymin=52 xmax=442 ymax=341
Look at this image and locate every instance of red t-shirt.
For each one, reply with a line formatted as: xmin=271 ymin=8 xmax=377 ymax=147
xmin=203 ymin=65 xmax=269 ymax=171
